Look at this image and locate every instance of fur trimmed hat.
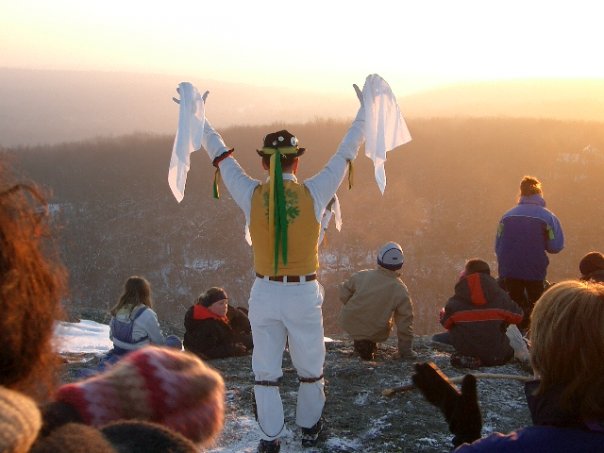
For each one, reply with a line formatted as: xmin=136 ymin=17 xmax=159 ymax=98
xmin=54 ymin=346 xmax=224 ymax=446
xmin=377 ymin=242 xmax=404 ymax=271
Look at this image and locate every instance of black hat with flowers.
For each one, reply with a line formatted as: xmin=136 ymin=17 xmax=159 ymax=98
xmin=256 ymin=130 xmax=305 ymax=158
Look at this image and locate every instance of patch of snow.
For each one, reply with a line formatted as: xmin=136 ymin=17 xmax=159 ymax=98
xmin=324 ymin=436 xmax=362 ymax=450
xmin=417 ymin=437 xmax=440 ymax=447
xmin=186 ymin=258 xmax=225 ymax=270
xmin=354 ymin=391 xmax=370 ymax=406
xmin=53 ymin=320 xmax=113 ymax=354
xmin=364 ymin=414 xmax=390 ymax=437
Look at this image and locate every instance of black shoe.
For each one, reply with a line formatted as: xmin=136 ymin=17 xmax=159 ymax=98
xmin=354 ymin=340 xmax=376 ymax=361
xmin=257 ymin=439 xmax=280 ymax=453
xmin=301 ymin=418 xmax=323 ymax=447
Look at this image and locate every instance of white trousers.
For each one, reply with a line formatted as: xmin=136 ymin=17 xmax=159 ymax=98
xmin=248 ymin=277 xmax=326 ymax=440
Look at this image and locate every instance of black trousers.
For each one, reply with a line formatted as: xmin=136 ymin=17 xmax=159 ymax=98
xmin=503 ymin=278 xmax=545 ymax=331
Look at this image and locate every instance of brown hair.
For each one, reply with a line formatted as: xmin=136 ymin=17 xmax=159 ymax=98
xmin=0 ymin=176 xmax=66 ymax=401
xmin=519 ymin=175 xmax=542 ymax=197
xmin=530 ymin=280 xmax=604 ymax=419
xmin=110 ymin=276 xmax=153 ymax=316
xmin=197 ymin=287 xmax=228 ymax=307
xmin=261 ymin=154 xmax=298 ymax=173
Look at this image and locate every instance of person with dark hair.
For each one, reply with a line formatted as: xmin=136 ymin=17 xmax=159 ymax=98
xmin=579 ymin=251 xmax=604 ymax=282
xmin=0 ymin=167 xmax=225 ymax=452
xmin=183 ymin=287 xmax=253 ymax=359
xmin=179 ymin=82 xmax=369 ymax=453
xmin=495 ymin=175 xmax=564 ymax=331
xmin=413 ymin=280 xmax=604 ymax=451
xmin=339 ymin=242 xmax=416 ymax=361
xmin=108 ymin=276 xmax=181 ymax=360
xmin=433 ymin=259 xmax=524 ymax=368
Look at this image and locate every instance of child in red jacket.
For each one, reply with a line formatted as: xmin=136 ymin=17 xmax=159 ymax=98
xmin=183 ymin=287 xmax=253 ymax=360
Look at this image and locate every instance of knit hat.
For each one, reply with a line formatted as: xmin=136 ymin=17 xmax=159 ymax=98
xmin=377 ymin=242 xmax=404 ymax=270
xmin=0 ymin=386 xmax=42 ymax=453
xmin=579 ymin=251 xmax=604 ymax=278
xmin=200 ymin=287 xmax=228 ymax=308
xmin=54 ymin=346 xmax=224 ymax=446
xmin=101 ymin=420 xmax=199 ymax=453
xmin=464 ymin=259 xmax=491 ymax=276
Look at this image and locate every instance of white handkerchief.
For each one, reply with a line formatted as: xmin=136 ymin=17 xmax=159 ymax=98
xmin=168 ymin=82 xmax=205 ymax=202
xmin=318 ymin=195 xmax=342 ymax=245
xmin=362 ymin=74 xmax=412 ymax=194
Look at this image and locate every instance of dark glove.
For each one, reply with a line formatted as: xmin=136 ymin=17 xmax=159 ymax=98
xmin=412 ymin=362 xmax=482 ymax=447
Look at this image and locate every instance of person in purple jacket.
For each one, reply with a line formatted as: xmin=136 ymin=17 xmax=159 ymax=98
xmin=413 ymin=280 xmax=604 ymax=452
xmin=495 ymin=176 xmax=564 ymax=331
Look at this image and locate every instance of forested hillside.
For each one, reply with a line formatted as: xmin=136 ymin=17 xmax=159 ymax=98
xmin=4 ymin=117 xmax=604 ymax=335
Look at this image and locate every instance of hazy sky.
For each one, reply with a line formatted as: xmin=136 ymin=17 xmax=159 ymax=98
xmin=2 ymin=0 xmax=603 ymax=96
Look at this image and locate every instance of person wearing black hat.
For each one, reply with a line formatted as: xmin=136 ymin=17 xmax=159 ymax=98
xmin=579 ymin=251 xmax=604 ymax=282
xmin=183 ymin=287 xmax=253 ymax=360
xmin=495 ymin=176 xmax=564 ymax=331
xmin=194 ymin=84 xmax=366 ymax=452
xmin=435 ymin=259 xmax=524 ymax=368
xmin=339 ymin=242 xmax=416 ymax=361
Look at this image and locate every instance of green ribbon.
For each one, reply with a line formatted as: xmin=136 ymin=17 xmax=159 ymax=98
xmin=271 ymin=152 xmax=288 ymax=274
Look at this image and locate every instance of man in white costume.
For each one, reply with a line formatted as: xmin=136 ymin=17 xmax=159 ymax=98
xmin=196 ymin=85 xmax=365 ymax=452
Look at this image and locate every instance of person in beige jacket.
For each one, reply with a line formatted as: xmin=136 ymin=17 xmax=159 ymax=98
xmin=339 ymin=242 xmax=416 ymax=361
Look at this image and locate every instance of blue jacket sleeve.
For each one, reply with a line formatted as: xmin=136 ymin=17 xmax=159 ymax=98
xmin=545 ymin=213 xmax=564 ymax=254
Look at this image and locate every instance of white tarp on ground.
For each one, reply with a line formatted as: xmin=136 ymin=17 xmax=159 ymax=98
xmin=53 ymin=319 xmax=113 ymax=355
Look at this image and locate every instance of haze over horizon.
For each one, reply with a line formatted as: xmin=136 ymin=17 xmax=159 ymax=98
xmin=2 ymin=67 xmax=604 ymax=148
xmin=2 ymin=0 xmax=604 ymax=146
xmin=2 ymin=1 xmax=603 ymax=93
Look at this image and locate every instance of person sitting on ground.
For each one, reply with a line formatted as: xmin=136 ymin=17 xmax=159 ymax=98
xmin=108 ymin=276 xmax=181 ymax=361
xmin=579 ymin=251 xmax=604 ymax=283
xmin=0 ymin=172 xmax=224 ymax=453
xmin=339 ymin=242 xmax=416 ymax=361
xmin=433 ymin=258 xmax=524 ymax=368
xmin=413 ymin=280 xmax=604 ymax=451
xmin=183 ymin=287 xmax=253 ymax=360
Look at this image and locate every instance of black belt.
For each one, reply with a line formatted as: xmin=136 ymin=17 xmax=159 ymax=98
xmin=256 ymin=273 xmax=317 ymax=283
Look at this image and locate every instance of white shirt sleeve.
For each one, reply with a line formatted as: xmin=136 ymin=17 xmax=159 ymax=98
xmin=304 ymin=116 xmax=364 ymax=222
xmin=217 ymin=156 xmax=260 ymax=226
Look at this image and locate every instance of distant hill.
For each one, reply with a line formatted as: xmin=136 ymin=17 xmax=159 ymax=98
xmin=0 ymin=67 xmax=355 ymax=147
xmin=1 ymin=67 xmax=604 ymax=147
xmin=4 ymin=117 xmax=604 ymax=336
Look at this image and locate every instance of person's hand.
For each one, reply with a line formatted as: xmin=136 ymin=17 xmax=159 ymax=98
xmin=412 ymin=362 xmax=482 ymax=447
xmin=353 ymin=83 xmax=363 ymax=104
xmin=351 ymin=82 xmax=365 ymax=125
xmin=172 ymin=88 xmax=209 ymax=105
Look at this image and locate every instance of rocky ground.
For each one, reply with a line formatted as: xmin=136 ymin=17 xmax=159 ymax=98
xmin=62 ymin=335 xmax=534 ymax=452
